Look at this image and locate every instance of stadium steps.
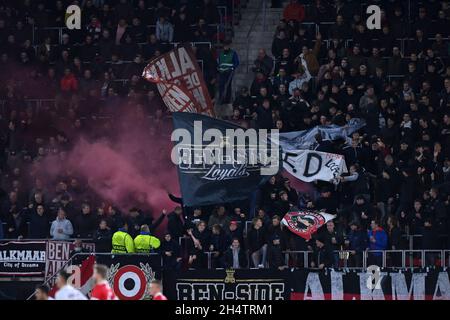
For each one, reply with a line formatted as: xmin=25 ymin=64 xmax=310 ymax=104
xmin=231 ymin=0 xmax=286 ymax=94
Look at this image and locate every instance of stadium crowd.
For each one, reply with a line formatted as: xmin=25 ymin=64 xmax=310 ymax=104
xmin=0 ymin=0 xmax=449 ymax=271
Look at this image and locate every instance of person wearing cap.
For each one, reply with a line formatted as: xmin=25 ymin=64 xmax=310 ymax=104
xmin=217 ymin=39 xmax=239 ymax=105
xmin=225 ymin=220 xmax=243 ymax=246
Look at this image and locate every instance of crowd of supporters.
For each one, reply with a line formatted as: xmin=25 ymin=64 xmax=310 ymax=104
xmin=0 ymin=0 xmax=450 ymax=271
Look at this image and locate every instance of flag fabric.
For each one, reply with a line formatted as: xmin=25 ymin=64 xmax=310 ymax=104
xmin=142 ymin=44 xmax=215 ymax=117
xmin=49 ymin=254 xmax=96 ymax=298
xmin=282 ymin=210 xmax=335 ymax=240
xmin=282 ymin=149 xmax=348 ymax=183
xmin=172 ymin=112 xmax=281 ymax=207
xmin=279 ymin=118 xmax=366 ymax=151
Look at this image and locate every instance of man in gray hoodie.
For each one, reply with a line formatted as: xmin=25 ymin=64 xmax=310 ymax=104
xmin=50 ymin=208 xmax=74 ymax=240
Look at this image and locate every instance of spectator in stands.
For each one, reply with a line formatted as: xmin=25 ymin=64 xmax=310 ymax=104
xmin=283 ymin=0 xmax=305 ymax=22
xmin=93 ymin=219 xmax=112 ymax=253
xmin=323 ymin=221 xmax=343 ymax=268
xmin=167 ymin=206 xmax=185 ymax=240
xmin=422 ymin=217 xmax=439 ymax=266
xmin=345 ymin=221 xmax=367 ymax=267
xmin=161 ymin=233 xmax=182 ymax=270
xmin=28 ymin=204 xmax=50 ymax=239
xmin=267 ymin=235 xmax=287 ymax=270
xmin=310 ymin=235 xmax=333 ymax=269
xmin=367 ymin=220 xmax=388 ymax=266
xmin=50 ymin=208 xmax=74 ymax=241
xmin=74 ymin=203 xmax=97 ymax=239
xmin=208 ymin=205 xmax=231 ymax=230
xmin=247 ymin=217 xmax=268 ymax=268
xmin=224 ymin=238 xmax=248 ymax=269
xmin=253 ymin=49 xmax=274 ymax=77
xmin=155 ymin=16 xmax=174 ymax=43
xmin=187 ymin=221 xmax=210 ymax=269
xmin=225 ymin=220 xmax=243 ymax=247
xmin=209 ymin=224 xmax=227 ymax=268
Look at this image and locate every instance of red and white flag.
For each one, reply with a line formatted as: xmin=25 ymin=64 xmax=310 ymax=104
xmin=142 ymin=44 xmax=215 ymax=117
xmin=282 ymin=210 xmax=335 ymax=240
xmin=49 ymin=255 xmax=96 ymax=298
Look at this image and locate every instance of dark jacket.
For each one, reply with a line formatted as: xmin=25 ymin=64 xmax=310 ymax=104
xmin=75 ymin=213 xmax=97 ymax=238
xmin=28 ymin=210 xmax=50 ymax=239
xmin=93 ymin=228 xmax=112 ymax=253
xmin=223 ymin=247 xmax=248 ymax=268
xmin=167 ymin=212 xmax=185 ymax=239
xmin=247 ymin=226 xmax=267 ymax=252
xmin=347 ymin=229 xmax=367 ymax=252
xmin=311 ymin=244 xmax=334 ymax=268
xmin=268 ymin=244 xmax=285 ymax=269
xmin=160 ymin=239 xmax=181 ymax=269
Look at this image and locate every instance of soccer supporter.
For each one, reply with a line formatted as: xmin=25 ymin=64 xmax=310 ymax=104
xmin=160 ymin=233 xmax=182 ymax=270
xmin=54 ymin=270 xmax=87 ymax=300
xmin=91 ymin=264 xmax=117 ymax=300
xmin=50 ymin=208 xmax=74 ymax=241
xmin=0 ymin=0 xmax=448 ymax=272
xmin=247 ymin=217 xmax=268 ymax=268
xmin=223 ymin=238 xmax=248 ymax=269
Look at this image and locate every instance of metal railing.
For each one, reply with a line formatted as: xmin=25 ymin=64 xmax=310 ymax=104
xmin=282 ymin=250 xmax=450 ymax=270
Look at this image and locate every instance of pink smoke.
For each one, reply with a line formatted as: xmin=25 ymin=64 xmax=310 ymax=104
xmin=33 ymin=109 xmax=180 ymax=218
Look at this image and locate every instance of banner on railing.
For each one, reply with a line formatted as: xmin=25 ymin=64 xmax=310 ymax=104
xmin=289 ymin=269 xmax=450 ymax=300
xmin=45 ymin=241 xmax=95 ymax=283
xmin=0 ymin=241 xmax=47 ymax=276
xmin=163 ymin=268 xmax=450 ymax=300
xmin=163 ymin=268 xmax=289 ymax=300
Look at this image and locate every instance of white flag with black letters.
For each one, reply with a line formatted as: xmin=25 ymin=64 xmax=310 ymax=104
xmin=283 ymin=150 xmax=347 ymax=183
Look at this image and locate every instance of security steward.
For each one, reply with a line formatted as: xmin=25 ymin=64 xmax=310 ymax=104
xmin=134 ymin=224 xmax=161 ymax=253
xmin=111 ymin=222 xmax=135 ymax=254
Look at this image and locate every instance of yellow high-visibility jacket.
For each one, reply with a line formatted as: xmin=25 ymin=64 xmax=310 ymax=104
xmin=134 ymin=233 xmax=161 ymax=253
xmin=111 ymin=230 xmax=135 ymax=253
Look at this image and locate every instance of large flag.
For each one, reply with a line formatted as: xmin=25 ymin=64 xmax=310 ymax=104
xmin=282 ymin=210 xmax=335 ymax=240
xmin=172 ymin=112 xmax=281 ymax=206
xmin=283 ymin=149 xmax=347 ymax=183
xmin=49 ymin=254 xmax=96 ymax=298
xmin=142 ymin=44 xmax=215 ymax=117
xmin=279 ymin=118 xmax=366 ymax=151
